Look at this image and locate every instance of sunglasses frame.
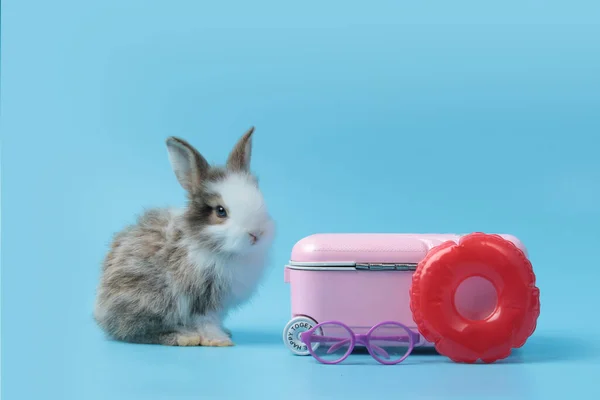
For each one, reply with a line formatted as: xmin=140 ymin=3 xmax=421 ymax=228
xmin=299 ymin=320 xmax=421 ymax=365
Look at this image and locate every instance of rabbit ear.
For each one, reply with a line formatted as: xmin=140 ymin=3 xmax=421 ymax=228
xmin=166 ymin=137 xmax=210 ymax=193
xmin=226 ymin=127 xmax=254 ymax=172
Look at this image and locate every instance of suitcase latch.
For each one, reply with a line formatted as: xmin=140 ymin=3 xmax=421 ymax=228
xmin=355 ymin=263 xmax=416 ymax=271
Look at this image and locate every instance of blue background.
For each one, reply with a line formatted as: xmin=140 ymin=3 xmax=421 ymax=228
xmin=2 ymin=1 xmax=600 ymax=399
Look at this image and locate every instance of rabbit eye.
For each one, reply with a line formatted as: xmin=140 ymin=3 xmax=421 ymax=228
xmin=215 ymin=206 xmax=228 ymax=218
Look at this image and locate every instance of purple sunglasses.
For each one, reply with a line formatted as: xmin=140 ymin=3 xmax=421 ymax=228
xmin=299 ymin=320 xmax=420 ymax=365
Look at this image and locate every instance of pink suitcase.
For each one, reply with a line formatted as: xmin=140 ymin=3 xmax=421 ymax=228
xmin=282 ymin=232 xmax=538 ymax=363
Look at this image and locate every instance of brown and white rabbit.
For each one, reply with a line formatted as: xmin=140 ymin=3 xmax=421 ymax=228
xmin=94 ymin=127 xmax=275 ymax=346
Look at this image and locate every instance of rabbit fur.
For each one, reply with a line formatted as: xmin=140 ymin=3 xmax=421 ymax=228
xmin=94 ymin=127 xmax=275 ymax=346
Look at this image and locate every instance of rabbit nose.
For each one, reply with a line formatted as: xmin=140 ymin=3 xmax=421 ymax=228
xmin=248 ymin=231 xmax=262 ymax=245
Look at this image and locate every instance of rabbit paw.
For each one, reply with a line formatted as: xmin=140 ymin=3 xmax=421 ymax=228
xmin=197 ymin=324 xmax=234 ymax=347
xmin=175 ymin=334 xmax=203 ymax=346
xmin=201 ymin=337 xmax=234 ymax=347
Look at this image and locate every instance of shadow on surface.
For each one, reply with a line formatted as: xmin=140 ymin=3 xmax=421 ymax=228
xmin=297 ymin=333 xmax=598 ymax=366
xmin=409 ymin=347 xmax=440 ymax=356
xmin=498 ymin=333 xmax=597 ymax=364
xmin=227 ymin=329 xmax=596 ymax=366
xmin=231 ymin=329 xmax=282 ymax=346
xmin=308 ymin=346 xmax=443 ymax=366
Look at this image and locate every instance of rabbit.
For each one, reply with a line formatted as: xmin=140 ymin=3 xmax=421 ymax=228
xmin=93 ymin=127 xmax=275 ymax=346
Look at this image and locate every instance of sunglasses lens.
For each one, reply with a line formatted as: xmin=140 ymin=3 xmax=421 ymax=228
xmin=308 ymin=322 xmax=353 ymax=363
xmin=368 ymin=323 xmax=413 ymax=364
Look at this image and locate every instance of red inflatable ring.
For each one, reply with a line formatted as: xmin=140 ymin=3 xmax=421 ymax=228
xmin=409 ymin=232 xmax=540 ymax=363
